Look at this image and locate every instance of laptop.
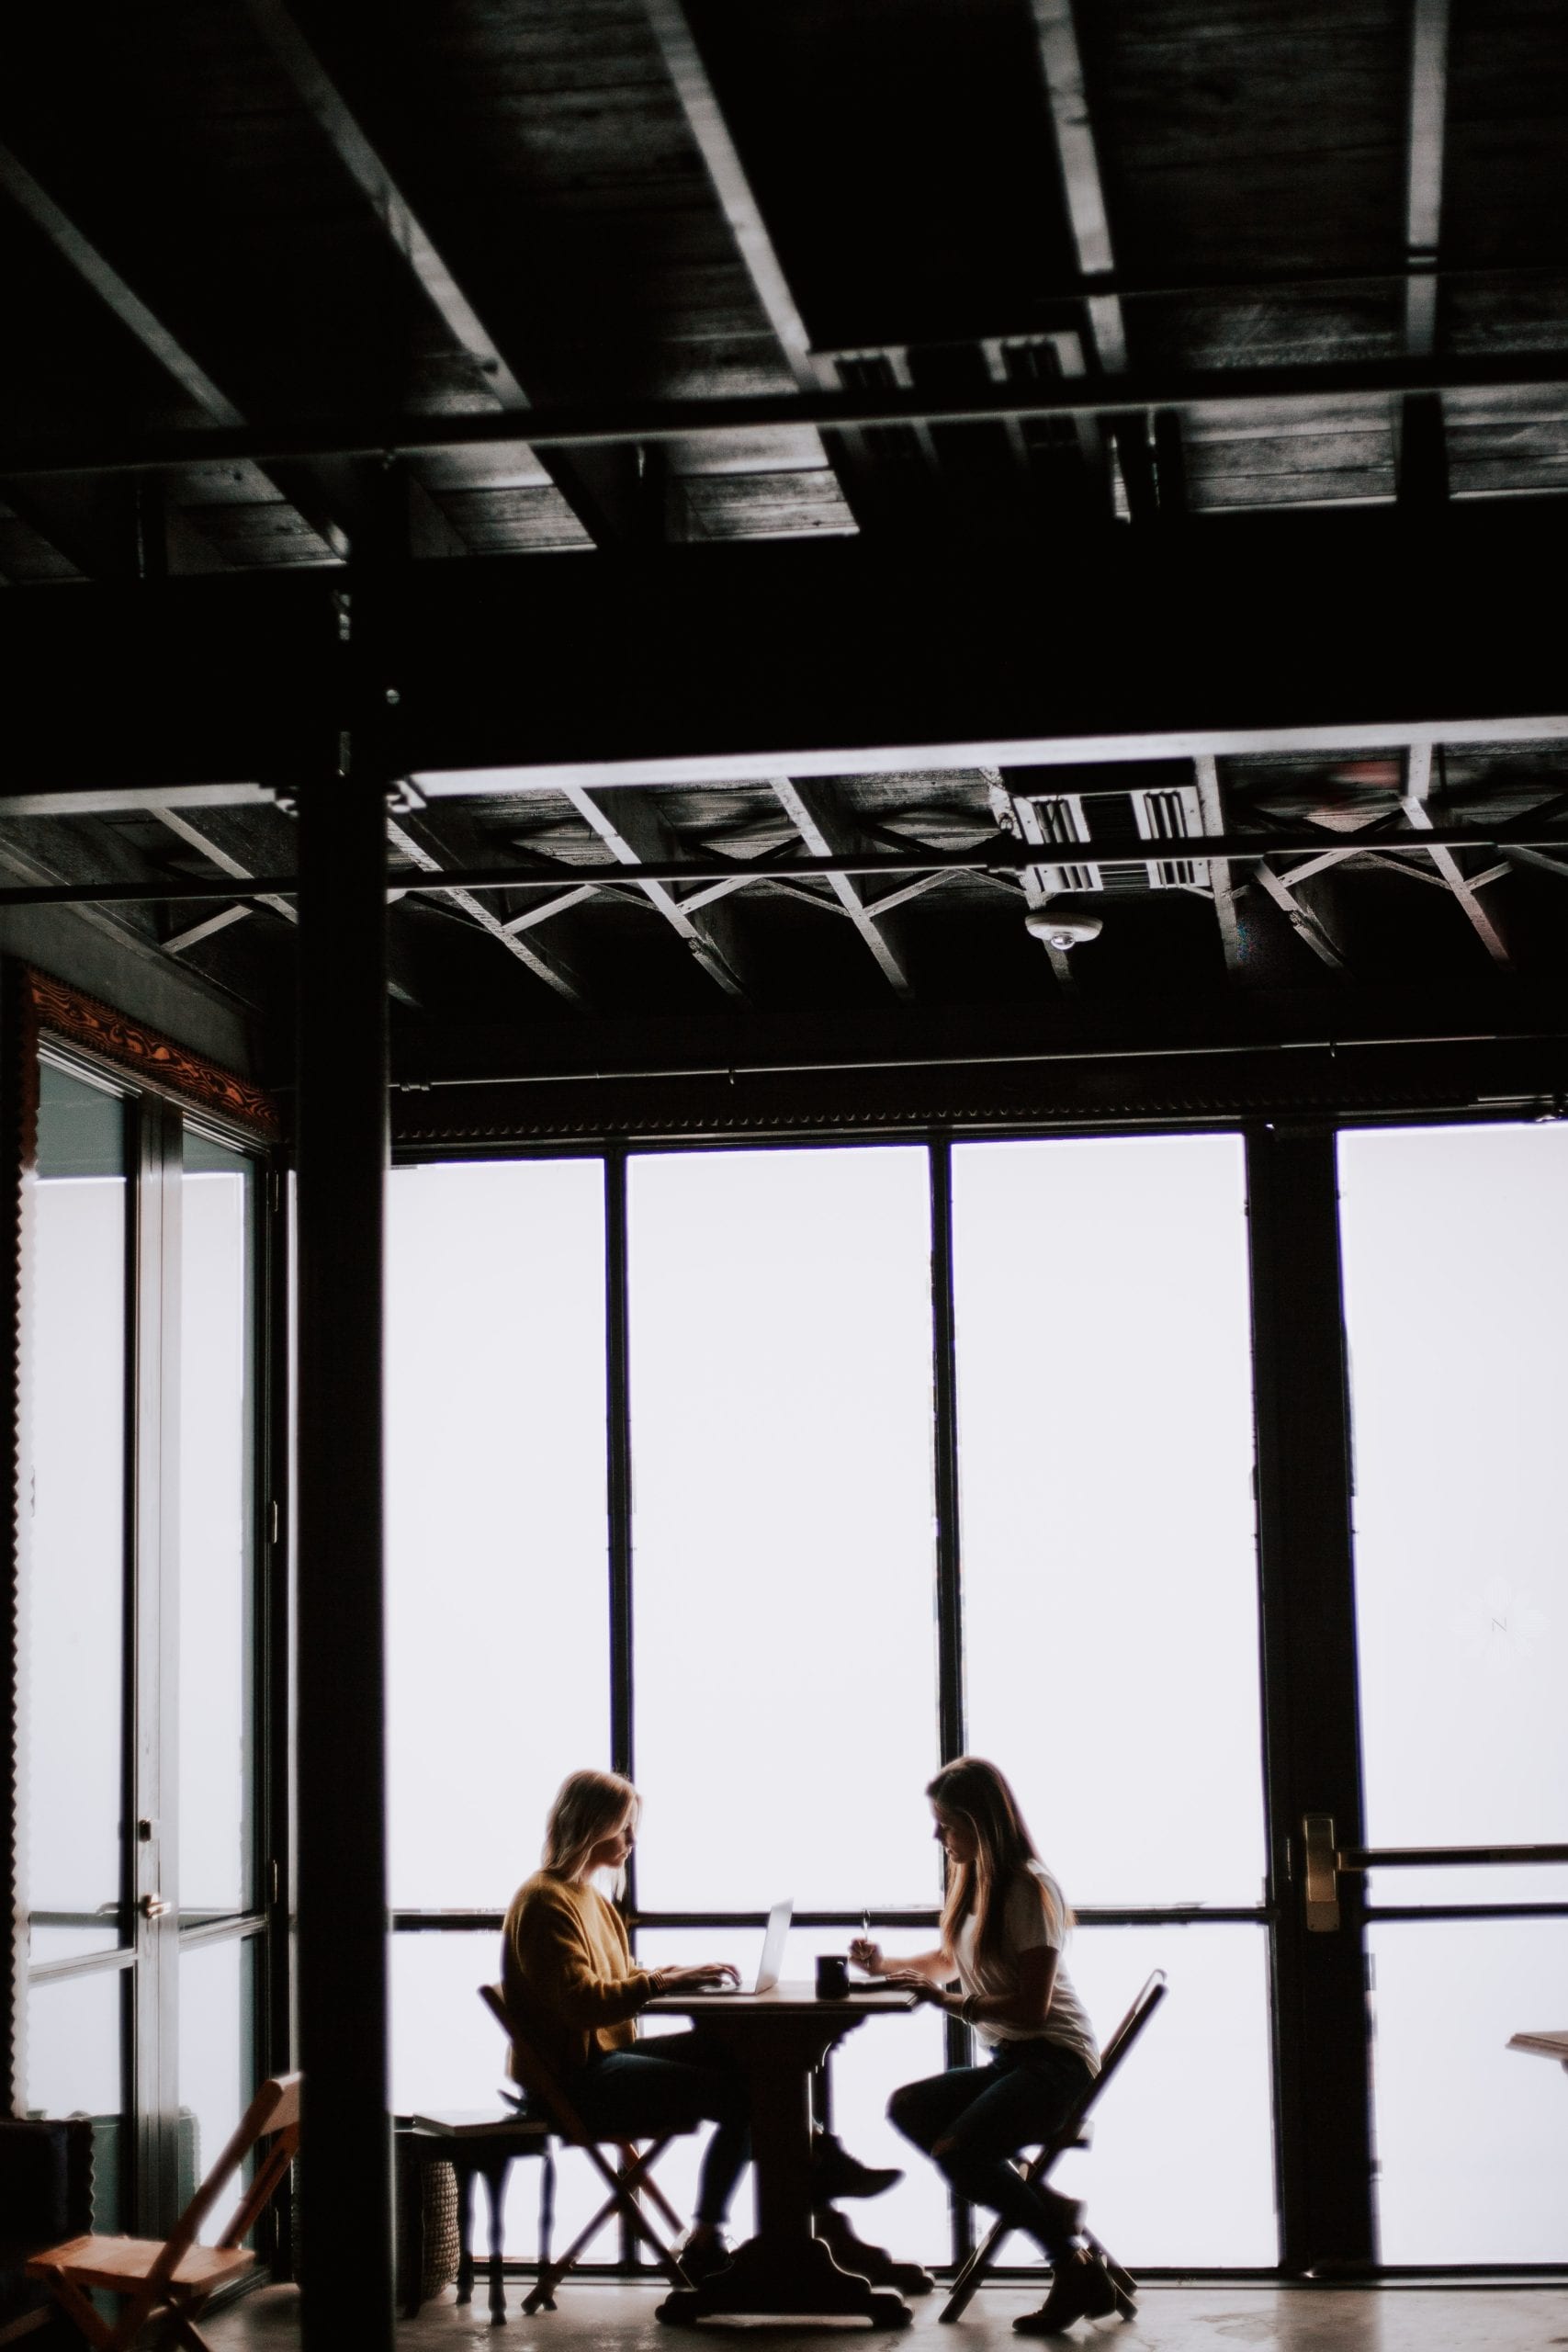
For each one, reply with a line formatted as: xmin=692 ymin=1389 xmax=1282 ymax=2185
xmin=709 ymin=1896 xmax=792 ymax=1994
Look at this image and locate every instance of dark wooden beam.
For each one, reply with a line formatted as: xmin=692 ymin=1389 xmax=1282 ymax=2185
xmin=9 ymin=511 xmax=1568 ymax=800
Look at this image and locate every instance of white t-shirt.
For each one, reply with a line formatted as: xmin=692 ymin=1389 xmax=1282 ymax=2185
xmin=952 ymin=1860 xmax=1100 ymax=2074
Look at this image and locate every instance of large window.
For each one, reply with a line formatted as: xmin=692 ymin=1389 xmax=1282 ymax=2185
xmin=1339 ymin=1123 xmax=1568 ymax=2265
xmin=387 ymin=1134 xmax=1282 ymax=2273
xmin=19 ymin=1054 xmax=271 ymax=2234
xmin=953 ymin=1135 xmax=1273 ymax=2265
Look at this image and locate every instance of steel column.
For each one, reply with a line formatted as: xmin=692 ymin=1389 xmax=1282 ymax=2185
xmin=1246 ymin=1129 xmax=1374 ymax=2274
xmin=293 ymin=628 xmax=393 ymax=2338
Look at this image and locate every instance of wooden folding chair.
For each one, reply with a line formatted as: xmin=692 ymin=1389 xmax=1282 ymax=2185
xmin=27 ymin=2072 xmax=300 ymax=2352
xmin=939 ymin=1972 xmax=1167 ymax=2324
xmin=479 ymin=1984 xmax=693 ymax=2314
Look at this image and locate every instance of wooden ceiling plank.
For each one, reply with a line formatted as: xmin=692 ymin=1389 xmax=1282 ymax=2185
xmin=770 ymin=776 xmax=913 ymax=997
xmin=152 ymin=807 xmax=299 ymax=928
xmin=560 ymin=782 xmax=752 ymax=1000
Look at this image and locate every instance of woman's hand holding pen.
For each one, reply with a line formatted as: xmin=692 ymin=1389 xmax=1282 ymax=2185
xmin=849 ymin=1937 xmax=884 ymax=1976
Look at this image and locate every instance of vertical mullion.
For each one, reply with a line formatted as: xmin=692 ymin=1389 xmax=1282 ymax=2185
xmin=257 ymin=1153 xmax=290 ymax=2269
xmin=605 ymin=1148 xmax=635 ymax=1797
xmin=930 ymin=1136 xmax=973 ymax=2268
xmin=1247 ymin=1127 xmax=1374 ymax=2274
xmin=132 ymin=1093 xmax=181 ymax=2232
xmin=604 ymin=1148 xmax=637 ymax=2265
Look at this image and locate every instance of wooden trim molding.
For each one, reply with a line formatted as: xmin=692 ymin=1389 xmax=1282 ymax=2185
xmin=16 ymin=967 xmax=281 ymax=1140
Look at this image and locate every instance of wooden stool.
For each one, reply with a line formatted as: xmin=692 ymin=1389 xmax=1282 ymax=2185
xmin=405 ymin=2111 xmax=556 ymax=2324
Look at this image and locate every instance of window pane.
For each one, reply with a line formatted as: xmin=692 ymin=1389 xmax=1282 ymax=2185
xmin=180 ymin=1136 xmax=258 ymax=1918
xmin=24 ymin=1063 xmax=130 ymax=1963
xmin=1370 ymin=1919 xmax=1568 ymax=2262
xmin=1339 ymin=1125 xmax=1568 ymax=1869
xmin=954 ymin=1136 xmax=1263 ymax=1906
xmin=26 ymin=1968 xmax=127 ymax=2227
xmin=387 ymin=1161 xmax=609 ymax=1910
xmin=178 ymin=1936 xmax=259 ymax=2219
xmin=629 ymin=1147 xmax=938 ymax=1912
xmin=1051 ymin=1927 xmax=1276 ymax=2269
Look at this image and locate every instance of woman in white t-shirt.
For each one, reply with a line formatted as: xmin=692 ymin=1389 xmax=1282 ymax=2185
xmin=852 ymin=1756 xmax=1115 ymax=2336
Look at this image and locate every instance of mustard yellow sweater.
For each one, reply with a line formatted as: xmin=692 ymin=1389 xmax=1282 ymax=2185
xmin=502 ymin=1870 xmax=659 ymax=2085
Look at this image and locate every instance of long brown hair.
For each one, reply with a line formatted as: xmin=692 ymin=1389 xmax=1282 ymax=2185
xmin=928 ymin=1756 xmax=1065 ymax=1969
xmin=542 ymin=1769 xmax=640 ymax=1893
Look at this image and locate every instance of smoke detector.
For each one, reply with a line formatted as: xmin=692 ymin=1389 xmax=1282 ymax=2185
xmin=1026 ymin=898 xmax=1103 ymax=952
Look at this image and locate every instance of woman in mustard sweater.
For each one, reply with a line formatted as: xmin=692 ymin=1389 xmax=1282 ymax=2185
xmin=502 ymin=1768 xmax=747 ymax=2272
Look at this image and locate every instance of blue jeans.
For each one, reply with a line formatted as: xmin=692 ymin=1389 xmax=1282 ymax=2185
xmin=570 ymin=2030 xmax=750 ymax=2227
xmin=887 ymin=2040 xmax=1093 ymax=2260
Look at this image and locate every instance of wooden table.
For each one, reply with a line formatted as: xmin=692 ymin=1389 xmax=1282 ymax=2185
xmin=402 ymin=2109 xmax=555 ymax=2323
xmin=644 ymin=1980 xmax=919 ymax=2328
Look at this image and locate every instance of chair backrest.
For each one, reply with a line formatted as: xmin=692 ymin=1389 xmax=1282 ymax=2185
xmin=152 ymin=2072 xmax=302 ymax=2286
xmin=478 ymin=1984 xmax=592 ymax=2145
xmin=1047 ymin=1971 xmax=1167 ymax=2154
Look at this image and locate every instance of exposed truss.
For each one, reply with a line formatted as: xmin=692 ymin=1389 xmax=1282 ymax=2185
xmin=770 ymin=777 xmax=913 ymax=997
xmin=559 ymin=785 xmax=750 ymax=999
xmin=385 ymin=817 xmax=585 ymax=1003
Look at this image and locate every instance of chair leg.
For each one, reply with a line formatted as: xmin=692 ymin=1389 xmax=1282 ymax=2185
xmin=41 ymin=2276 xmax=117 ymax=2352
xmin=537 ymin=2149 xmax=557 ymax=2306
xmin=939 ymin=2211 xmax=1010 ymax=2324
xmin=618 ymin=2142 xmax=683 ymax=2237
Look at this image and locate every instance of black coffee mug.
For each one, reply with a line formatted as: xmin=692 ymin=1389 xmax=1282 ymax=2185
xmin=816 ymin=1953 xmax=850 ymax=2000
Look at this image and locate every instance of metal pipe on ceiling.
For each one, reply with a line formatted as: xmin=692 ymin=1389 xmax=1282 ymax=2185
xmin=3 ymin=826 xmax=1568 ymax=910
xmin=6 ymin=349 xmax=1568 ymax=481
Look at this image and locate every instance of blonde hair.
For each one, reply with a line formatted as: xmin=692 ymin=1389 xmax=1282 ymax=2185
xmin=928 ymin=1756 xmax=1066 ymax=1971
xmin=543 ymin=1769 xmax=640 ymax=1892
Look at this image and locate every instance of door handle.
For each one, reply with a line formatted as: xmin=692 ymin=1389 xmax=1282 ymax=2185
xmin=140 ymin=1893 xmax=170 ymax=1919
xmin=1303 ymin=1816 xmax=1568 ymax=1932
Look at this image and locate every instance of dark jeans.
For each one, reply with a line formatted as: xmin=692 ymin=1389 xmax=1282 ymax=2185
xmin=571 ymin=2030 xmax=750 ymax=2227
xmin=887 ymin=2039 xmax=1094 ymax=2261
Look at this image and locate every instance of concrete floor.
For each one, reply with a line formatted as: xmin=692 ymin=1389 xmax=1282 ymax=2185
xmin=209 ymin=2280 xmax=1568 ymax=2352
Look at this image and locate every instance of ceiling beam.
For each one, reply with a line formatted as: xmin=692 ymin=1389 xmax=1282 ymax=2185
xmin=240 ymin=0 xmax=635 ymax=548
xmin=559 ymin=783 xmax=752 ymax=999
xmin=769 ymin=777 xmax=914 ymax=996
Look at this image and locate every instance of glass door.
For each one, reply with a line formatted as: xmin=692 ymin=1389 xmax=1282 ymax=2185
xmin=1337 ymin=1122 xmax=1568 ymax=2266
xmin=19 ymin=1054 xmax=272 ymax=2235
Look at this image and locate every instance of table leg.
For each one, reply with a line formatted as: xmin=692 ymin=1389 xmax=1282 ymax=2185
xmin=656 ymin=2034 xmax=910 ymax=2328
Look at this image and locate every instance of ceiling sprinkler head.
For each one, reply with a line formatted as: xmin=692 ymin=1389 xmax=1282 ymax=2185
xmin=1026 ymin=898 xmax=1103 ymax=952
